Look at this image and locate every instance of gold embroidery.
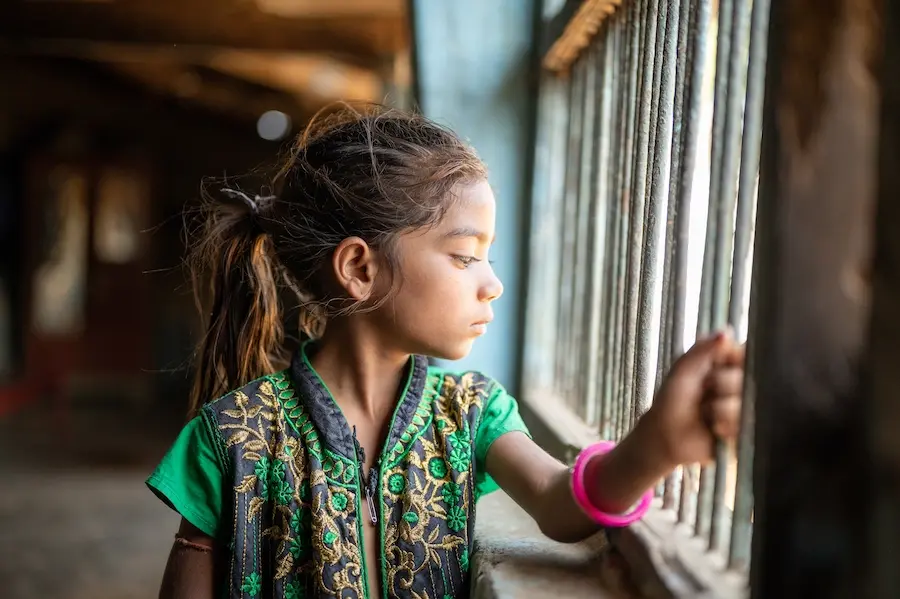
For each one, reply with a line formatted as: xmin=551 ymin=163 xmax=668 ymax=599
xmin=209 ymin=365 xmax=498 ymax=598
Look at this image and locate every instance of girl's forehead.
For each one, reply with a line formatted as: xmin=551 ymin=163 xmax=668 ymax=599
xmin=439 ymin=181 xmax=496 ymax=231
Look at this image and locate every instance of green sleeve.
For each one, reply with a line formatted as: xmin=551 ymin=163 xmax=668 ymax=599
xmin=146 ymin=410 xmax=226 ymax=538
xmin=473 ymin=383 xmax=531 ymax=499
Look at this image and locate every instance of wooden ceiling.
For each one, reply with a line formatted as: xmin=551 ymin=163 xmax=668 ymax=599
xmin=0 ymin=0 xmax=410 ymax=124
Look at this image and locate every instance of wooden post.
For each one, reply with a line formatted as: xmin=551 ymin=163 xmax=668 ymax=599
xmin=751 ymin=0 xmax=883 ymax=596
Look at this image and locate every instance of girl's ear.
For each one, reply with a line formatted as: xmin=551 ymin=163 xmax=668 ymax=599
xmin=331 ymin=236 xmax=380 ymax=301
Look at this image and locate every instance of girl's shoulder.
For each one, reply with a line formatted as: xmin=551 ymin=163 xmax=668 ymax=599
xmin=200 ymin=368 xmax=295 ymax=422
xmin=425 ymin=364 xmax=506 ymax=393
xmin=424 ymin=364 xmax=510 ymax=414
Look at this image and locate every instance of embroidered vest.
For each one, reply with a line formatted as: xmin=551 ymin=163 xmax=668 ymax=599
xmin=203 ymin=348 xmax=498 ymax=599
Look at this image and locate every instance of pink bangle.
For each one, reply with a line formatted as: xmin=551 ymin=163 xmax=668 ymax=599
xmin=570 ymin=441 xmax=653 ymax=528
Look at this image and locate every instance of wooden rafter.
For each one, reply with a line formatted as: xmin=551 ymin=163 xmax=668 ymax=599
xmin=543 ymin=0 xmax=622 ymax=73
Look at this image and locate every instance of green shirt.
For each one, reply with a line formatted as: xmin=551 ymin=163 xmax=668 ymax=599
xmin=147 ymin=347 xmax=529 ymax=598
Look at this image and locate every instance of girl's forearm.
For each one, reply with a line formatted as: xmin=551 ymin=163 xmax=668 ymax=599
xmin=584 ymin=419 xmax=673 ymax=514
xmin=535 ymin=420 xmax=672 ymax=543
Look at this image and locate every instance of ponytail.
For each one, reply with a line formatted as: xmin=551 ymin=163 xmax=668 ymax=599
xmin=187 ymin=187 xmax=288 ymax=417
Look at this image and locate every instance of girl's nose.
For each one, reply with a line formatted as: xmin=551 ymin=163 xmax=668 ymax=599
xmin=479 ymin=271 xmax=504 ymax=302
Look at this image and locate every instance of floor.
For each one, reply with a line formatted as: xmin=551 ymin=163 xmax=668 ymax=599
xmin=0 ymin=394 xmax=184 ymax=599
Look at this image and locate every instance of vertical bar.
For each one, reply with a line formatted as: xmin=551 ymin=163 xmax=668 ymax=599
xmin=622 ymin=0 xmax=659 ymax=429
xmin=587 ymin=22 xmax=617 ymax=428
xmin=571 ymin=47 xmax=599 ymax=420
xmin=677 ymin=0 xmax=713 ymax=525
xmin=555 ymin=62 xmax=585 ymax=406
xmin=598 ymin=20 xmax=620 ymax=439
xmin=728 ymin=0 xmax=771 ymax=570
xmin=695 ymin=0 xmax=735 ymax=539
xmin=661 ymin=0 xmax=696 ymax=509
xmin=644 ymin=0 xmax=670 ymax=209
xmin=634 ymin=0 xmax=680 ymax=419
xmin=604 ymin=11 xmax=629 ymax=441
xmin=610 ymin=0 xmax=642 ymax=440
xmin=709 ymin=0 xmax=753 ymax=553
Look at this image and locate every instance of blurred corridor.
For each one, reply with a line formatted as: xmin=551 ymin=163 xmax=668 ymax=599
xmin=0 ymin=2 xmax=411 ymax=598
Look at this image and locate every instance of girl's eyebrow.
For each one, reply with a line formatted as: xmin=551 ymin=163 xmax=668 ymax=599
xmin=443 ymin=226 xmax=494 ymax=244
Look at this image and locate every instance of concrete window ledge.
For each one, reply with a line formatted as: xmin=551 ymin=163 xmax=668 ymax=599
xmin=608 ymin=504 xmax=748 ymax=599
xmin=470 ymin=492 xmax=638 ymax=598
xmin=471 ymin=492 xmax=748 ymax=599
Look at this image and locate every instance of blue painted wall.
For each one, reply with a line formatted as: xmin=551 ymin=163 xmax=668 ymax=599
xmin=411 ymin=0 xmax=538 ymax=394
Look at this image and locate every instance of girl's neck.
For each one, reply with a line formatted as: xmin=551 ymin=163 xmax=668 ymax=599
xmin=309 ymin=319 xmax=411 ymax=421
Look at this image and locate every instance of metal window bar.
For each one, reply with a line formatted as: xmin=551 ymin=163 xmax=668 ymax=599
xmin=573 ymin=43 xmax=601 ymax=421
xmin=695 ymin=0 xmax=754 ymax=549
xmin=659 ymin=0 xmax=699 ymax=509
xmin=586 ymin=23 xmax=616 ymax=428
xmin=621 ymin=0 xmax=657 ymax=428
xmin=728 ymin=0 xmax=770 ymax=569
xmin=555 ymin=64 xmax=584 ymax=407
xmin=634 ymin=0 xmax=679 ymax=428
xmin=676 ymin=0 xmax=713 ymax=526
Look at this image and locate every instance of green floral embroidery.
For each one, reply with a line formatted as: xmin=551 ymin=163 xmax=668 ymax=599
xmin=241 ymin=572 xmax=262 ymax=597
xmin=254 ymin=456 xmax=271 ymax=480
xmin=460 ymin=548 xmax=469 ymax=571
xmin=285 ymin=581 xmax=304 ymax=599
xmin=448 ymin=429 xmax=468 ymax=449
xmin=449 ymin=448 xmax=470 ymax=472
xmin=402 ymin=511 xmax=419 ymax=525
xmin=299 ymin=480 xmax=311 ymax=502
xmin=260 ymin=480 xmax=272 ymax=501
xmin=323 ymin=529 xmax=338 ymax=545
xmin=290 ymin=510 xmax=308 ymax=534
xmin=331 ymin=492 xmax=349 ymax=511
xmin=387 ymin=473 xmax=406 ymax=494
xmin=428 ymin=457 xmax=448 ymax=479
xmin=441 ymin=482 xmax=462 ymax=505
xmin=271 ymin=459 xmax=286 ymax=481
xmin=274 ymin=480 xmax=293 ymax=505
xmin=447 ymin=505 xmax=466 ymax=532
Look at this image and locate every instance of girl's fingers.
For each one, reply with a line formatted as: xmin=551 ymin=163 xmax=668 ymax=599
xmin=705 ymin=396 xmax=742 ymax=440
xmin=704 ymin=366 xmax=744 ymax=397
xmin=719 ymin=341 xmax=746 ymax=368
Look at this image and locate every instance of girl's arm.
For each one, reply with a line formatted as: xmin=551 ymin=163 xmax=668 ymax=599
xmin=485 ymin=424 xmax=672 ymax=542
xmin=487 ymin=331 xmax=744 ymax=543
xmin=159 ymin=518 xmax=218 ymax=599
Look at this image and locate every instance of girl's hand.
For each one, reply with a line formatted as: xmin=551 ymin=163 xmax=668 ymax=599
xmin=636 ymin=328 xmax=745 ymax=470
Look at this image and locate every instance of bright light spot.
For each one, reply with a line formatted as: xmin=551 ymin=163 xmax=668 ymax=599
xmin=256 ymin=110 xmax=291 ymax=141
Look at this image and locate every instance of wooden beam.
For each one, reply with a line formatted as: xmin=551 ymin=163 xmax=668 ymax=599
xmin=106 ymin=61 xmax=308 ymax=124
xmin=750 ymin=0 xmax=882 ymax=596
xmin=0 ymin=1 xmax=407 ymax=69
xmin=254 ymin=0 xmax=404 ymax=18
xmin=0 ymin=39 xmax=386 ymax=109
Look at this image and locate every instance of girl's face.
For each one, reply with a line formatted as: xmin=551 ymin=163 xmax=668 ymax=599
xmin=377 ymin=179 xmax=504 ymax=360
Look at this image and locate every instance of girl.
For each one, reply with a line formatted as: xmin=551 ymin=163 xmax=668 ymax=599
xmin=148 ymin=105 xmax=744 ymax=599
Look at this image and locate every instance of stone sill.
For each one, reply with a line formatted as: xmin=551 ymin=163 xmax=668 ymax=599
xmin=609 ymin=503 xmax=748 ymax=599
xmin=471 ymin=491 xmax=637 ymax=598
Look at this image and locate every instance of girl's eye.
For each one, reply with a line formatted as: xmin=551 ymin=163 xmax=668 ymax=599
xmin=453 ymin=255 xmax=480 ymax=267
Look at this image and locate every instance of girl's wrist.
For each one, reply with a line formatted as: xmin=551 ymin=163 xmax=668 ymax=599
xmin=629 ymin=410 xmax=679 ymax=475
xmin=583 ymin=428 xmax=667 ymax=515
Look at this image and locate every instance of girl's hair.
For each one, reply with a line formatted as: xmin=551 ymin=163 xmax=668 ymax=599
xmin=187 ymin=103 xmax=487 ymax=415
